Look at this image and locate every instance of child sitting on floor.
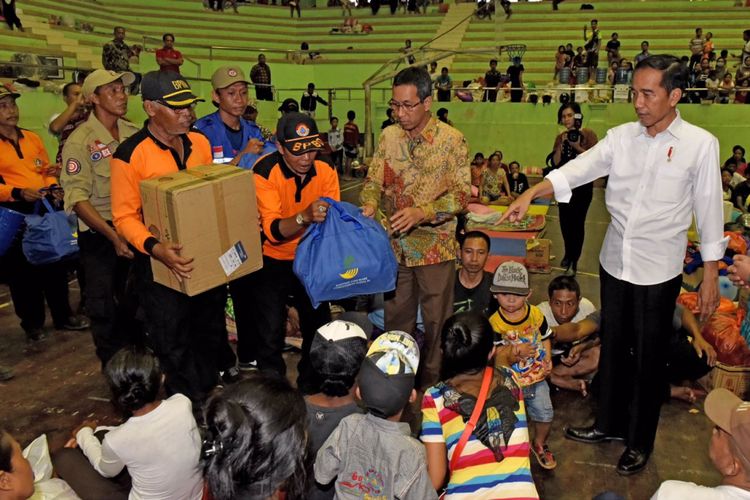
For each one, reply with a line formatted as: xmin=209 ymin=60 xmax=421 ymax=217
xmin=315 ymin=331 xmax=437 ymax=500
xmin=489 ymin=261 xmax=556 ymax=470
xmin=306 ymin=320 xmax=368 ymax=500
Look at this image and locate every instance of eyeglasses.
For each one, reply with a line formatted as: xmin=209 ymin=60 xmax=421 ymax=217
xmin=388 ymin=99 xmax=423 ymax=112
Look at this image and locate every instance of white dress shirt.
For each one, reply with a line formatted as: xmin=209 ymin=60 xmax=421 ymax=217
xmin=547 ymin=110 xmax=727 ymax=286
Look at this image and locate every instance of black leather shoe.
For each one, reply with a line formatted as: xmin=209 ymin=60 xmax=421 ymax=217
xmin=565 ymin=425 xmax=623 ymax=444
xmin=616 ymin=448 xmax=650 ymax=476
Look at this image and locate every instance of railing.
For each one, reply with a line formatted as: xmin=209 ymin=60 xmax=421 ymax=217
xmin=205 ymin=44 xmax=407 ymax=61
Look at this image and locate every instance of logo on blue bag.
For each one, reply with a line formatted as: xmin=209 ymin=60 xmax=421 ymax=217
xmin=339 ymin=255 xmax=359 ymax=280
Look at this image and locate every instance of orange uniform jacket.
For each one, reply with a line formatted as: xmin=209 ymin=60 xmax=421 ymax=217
xmin=110 ymin=126 xmax=212 ymax=254
xmin=254 ymin=151 xmax=340 ymax=261
xmin=0 ymin=128 xmax=57 ymax=202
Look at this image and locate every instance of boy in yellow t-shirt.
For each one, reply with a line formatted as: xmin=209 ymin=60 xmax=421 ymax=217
xmin=489 ymin=261 xmax=556 ymax=470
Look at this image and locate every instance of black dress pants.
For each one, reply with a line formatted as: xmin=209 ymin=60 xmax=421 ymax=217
xmin=3 ymin=240 xmax=72 ymax=333
xmin=558 ymin=182 xmax=593 ymax=265
xmin=255 ymin=85 xmax=274 ymax=101
xmin=596 ymin=266 xmax=682 ymax=452
xmin=132 ymin=254 xmax=226 ymax=404
xmin=78 ymin=229 xmax=141 ymax=367
xmin=229 ymin=272 xmax=258 ymax=365
xmin=244 ymin=255 xmax=329 ymax=393
xmin=2 ymin=1 xmax=22 ymax=29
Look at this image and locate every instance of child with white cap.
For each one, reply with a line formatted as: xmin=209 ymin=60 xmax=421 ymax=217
xmin=306 ymin=320 xmax=368 ymax=500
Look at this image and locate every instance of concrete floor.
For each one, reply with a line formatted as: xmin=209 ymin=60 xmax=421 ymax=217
xmin=0 ymin=185 xmax=721 ymax=499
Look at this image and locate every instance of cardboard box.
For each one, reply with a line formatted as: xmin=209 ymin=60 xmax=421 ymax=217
xmin=525 ymin=238 xmax=551 ymax=273
xmin=140 ymin=164 xmax=262 ymax=296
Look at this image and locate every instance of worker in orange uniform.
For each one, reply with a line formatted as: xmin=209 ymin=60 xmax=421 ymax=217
xmin=110 ymin=71 xmax=227 ymax=405
xmin=241 ymin=112 xmax=339 ymax=393
xmin=0 ymin=85 xmax=89 ymax=342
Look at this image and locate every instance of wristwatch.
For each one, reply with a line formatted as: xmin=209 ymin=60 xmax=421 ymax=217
xmin=295 ymin=213 xmax=305 ymax=226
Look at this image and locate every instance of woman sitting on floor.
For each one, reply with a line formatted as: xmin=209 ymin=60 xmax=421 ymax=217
xmin=480 ymin=152 xmax=512 ymax=205
xmin=55 ymin=347 xmax=203 ymax=500
xmin=421 ymin=312 xmax=539 ymax=499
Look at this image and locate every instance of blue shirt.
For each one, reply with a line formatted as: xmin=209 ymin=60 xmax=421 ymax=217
xmin=194 ymin=111 xmax=276 ymax=169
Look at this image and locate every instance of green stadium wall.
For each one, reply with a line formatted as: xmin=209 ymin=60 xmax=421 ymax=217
xmin=18 ymin=87 xmax=748 ymax=169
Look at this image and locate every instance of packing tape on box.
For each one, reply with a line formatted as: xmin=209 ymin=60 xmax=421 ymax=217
xmin=162 ymin=169 xmax=241 ymax=293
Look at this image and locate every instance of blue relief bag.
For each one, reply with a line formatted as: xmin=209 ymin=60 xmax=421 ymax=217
xmin=22 ymin=198 xmax=79 ymax=265
xmin=293 ymin=197 xmax=398 ymax=308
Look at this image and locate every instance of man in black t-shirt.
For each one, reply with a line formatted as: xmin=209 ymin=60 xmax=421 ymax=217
xmin=507 ymin=57 xmax=525 ymax=103
xmin=454 ymin=231 xmax=496 ymax=316
xmin=484 ymin=59 xmax=503 ymax=102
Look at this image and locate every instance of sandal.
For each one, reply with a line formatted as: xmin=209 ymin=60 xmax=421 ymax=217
xmin=532 ymin=443 xmax=557 ymax=470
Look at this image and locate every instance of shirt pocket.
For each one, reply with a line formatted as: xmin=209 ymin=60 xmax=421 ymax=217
xmin=92 ymin=160 xmax=111 ymax=199
xmin=651 ymin=167 xmax=691 ymax=204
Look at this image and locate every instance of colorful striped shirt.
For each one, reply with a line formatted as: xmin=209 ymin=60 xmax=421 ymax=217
xmin=420 ymin=368 xmax=539 ymax=499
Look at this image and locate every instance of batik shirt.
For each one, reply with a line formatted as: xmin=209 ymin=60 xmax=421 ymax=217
xmin=360 ymin=117 xmax=471 ymax=267
xmin=421 ymin=367 xmax=539 ymax=500
xmin=102 ymin=40 xmax=131 ymax=72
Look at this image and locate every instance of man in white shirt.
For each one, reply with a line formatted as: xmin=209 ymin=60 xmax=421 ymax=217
xmin=651 ymin=388 xmax=750 ymax=499
xmin=538 ymin=275 xmax=596 ymax=327
xmin=537 ymin=275 xmax=597 ymax=395
xmin=501 ymin=54 xmax=725 ymax=476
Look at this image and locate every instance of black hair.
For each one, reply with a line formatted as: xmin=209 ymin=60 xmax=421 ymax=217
xmin=330 ymin=115 xmax=338 ymax=123
xmin=734 ymin=145 xmax=746 ymax=156
xmin=104 ymin=346 xmax=162 ymax=415
xmin=721 ymin=167 xmax=734 ymax=177
xmin=557 ymin=101 xmax=581 ymax=125
xmin=489 ymin=152 xmax=502 ymax=164
xmin=347 ymin=110 xmax=355 ymax=120
xmin=558 ymin=45 xmax=565 ymax=50
xmin=642 ymin=40 xmax=649 ymax=46
xmin=308 ymin=82 xmax=315 ymax=88
xmin=393 ymin=66 xmax=433 ymax=101
xmin=440 ymin=312 xmax=495 ymax=380
xmin=300 ymin=42 xmax=309 ymax=50
xmin=490 ymin=59 xmax=498 ymax=65
xmin=162 ymin=33 xmax=174 ymax=42
xmin=430 ymin=61 xmax=437 ymax=67
xmin=62 ymin=81 xmax=79 ymax=98
xmin=611 ymin=32 xmax=618 ymax=37
xmin=721 ymin=49 xmax=729 ymax=58
xmin=437 ymin=107 xmax=448 ymax=119
xmin=113 ymin=26 xmax=125 ymax=33
xmin=591 ymin=19 xmax=598 ymax=23
xmin=310 ymin=334 xmax=367 ymax=397
xmin=547 ymin=275 xmax=581 ymax=299
xmin=461 ymin=230 xmax=490 ymax=251
xmin=0 ymin=430 xmax=11 ymax=473
xmin=386 ymin=108 xmax=393 ymax=118
xmin=473 ymin=152 xmax=484 ymax=160
xmin=634 ymin=54 xmax=690 ymax=93
xmin=744 ymin=29 xmax=750 ymax=38
xmin=509 ymin=160 xmax=520 ymax=169
xmin=202 ymin=374 xmax=310 ymax=500
xmin=695 ymin=27 xmax=703 ymax=34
